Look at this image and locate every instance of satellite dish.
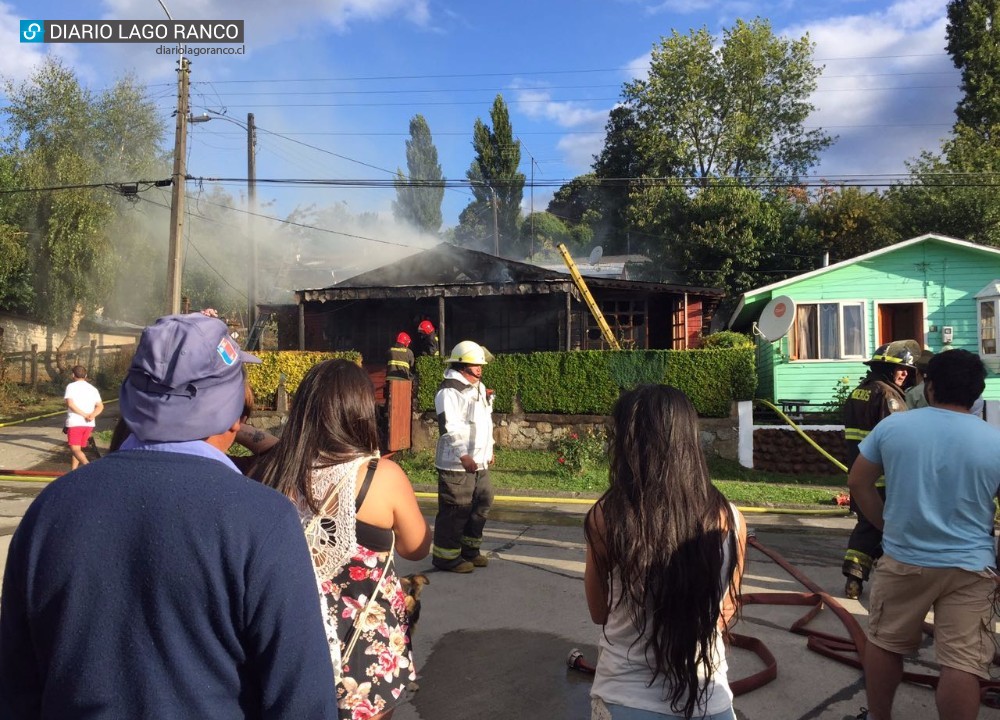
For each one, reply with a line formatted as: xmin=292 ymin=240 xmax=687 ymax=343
xmin=756 ymin=295 xmax=795 ymax=342
xmin=588 ymin=246 xmax=603 ymax=266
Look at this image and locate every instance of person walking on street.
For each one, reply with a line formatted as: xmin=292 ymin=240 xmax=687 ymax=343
xmin=415 ymin=320 xmax=439 ymax=357
xmin=0 ymin=313 xmax=339 ymax=719
xmin=431 ymin=340 xmax=495 ymax=573
xmin=848 ymin=348 xmax=1000 ymax=720
xmin=387 ymin=332 xmax=415 ymax=381
xmin=64 ymin=364 xmax=103 ymax=470
xmin=841 ymin=340 xmax=917 ymax=600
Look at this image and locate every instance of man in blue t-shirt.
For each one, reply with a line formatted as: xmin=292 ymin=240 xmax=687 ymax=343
xmin=0 ymin=313 xmax=338 ymax=719
xmin=848 ymin=349 xmax=1000 ymax=720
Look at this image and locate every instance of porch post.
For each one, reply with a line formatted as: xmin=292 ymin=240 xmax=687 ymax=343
xmin=297 ymin=302 xmax=305 ymax=350
xmin=438 ymin=295 xmax=446 ymax=354
xmin=565 ymin=291 xmax=572 ymax=351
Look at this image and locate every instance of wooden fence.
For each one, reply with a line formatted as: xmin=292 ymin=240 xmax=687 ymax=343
xmin=0 ymin=340 xmax=136 ymax=387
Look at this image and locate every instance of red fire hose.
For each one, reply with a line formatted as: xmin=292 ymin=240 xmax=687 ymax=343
xmin=569 ymin=534 xmax=1000 ymax=709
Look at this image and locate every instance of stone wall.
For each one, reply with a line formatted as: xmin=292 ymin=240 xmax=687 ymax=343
xmin=752 ymin=427 xmax=847 ymax=475
xmin=411 ymin=410 xmax=740 ymax=461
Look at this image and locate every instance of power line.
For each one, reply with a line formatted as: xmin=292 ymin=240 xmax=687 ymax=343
xmin=157 ymin=82 xmax=961 ymax=110
xmin=180 ymin=54 xmax=950 ymax=85
xmin=190 ymin=173 xmax=1000 ymax=190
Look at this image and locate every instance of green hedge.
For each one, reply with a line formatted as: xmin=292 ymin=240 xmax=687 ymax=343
xmin=247 ymin=350 xmax=363 ymax=406
xmin=415 ymin=348 xmax=756 ymax=417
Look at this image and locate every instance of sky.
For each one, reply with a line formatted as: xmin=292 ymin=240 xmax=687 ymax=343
xmin=4 ymin=0 xmax=964 ymax=289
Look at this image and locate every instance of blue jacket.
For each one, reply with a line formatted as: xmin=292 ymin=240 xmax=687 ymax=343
xmin=0 ymin=450 xmax=338 ymax=719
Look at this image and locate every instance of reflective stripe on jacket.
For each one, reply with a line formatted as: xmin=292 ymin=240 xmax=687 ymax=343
xmin=386 ymin=344 xmax=414 ymax=379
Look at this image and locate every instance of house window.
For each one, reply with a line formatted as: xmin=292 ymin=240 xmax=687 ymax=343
xmin=975 ymin=281 xmax=1000 ymax=357
xmin=791 ymin=302 xmax=865 ymax=360
xmin=980 ymin=299 xmax=997 ymax=355
xmin=585 ymin=299 xmax=647 ymax=349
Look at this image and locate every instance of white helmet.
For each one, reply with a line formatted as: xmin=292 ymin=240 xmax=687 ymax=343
xmin=445 ymin=340 xmax=489 ymax=365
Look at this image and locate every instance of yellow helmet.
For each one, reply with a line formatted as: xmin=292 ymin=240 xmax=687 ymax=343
xmin=445 ymin=340 xmax=489 ymax=365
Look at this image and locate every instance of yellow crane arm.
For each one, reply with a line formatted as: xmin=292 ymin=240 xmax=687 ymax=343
xmin=557 ymin=243 xmax=620 ymax=350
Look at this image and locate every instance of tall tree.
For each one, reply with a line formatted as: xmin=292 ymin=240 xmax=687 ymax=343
xmin=392 ymin=114 xmax=444 ymax=234
xmin=588 ymin=105 xmax=650 ymax=253
xmin=802 ymin=185 xmax=900 ymax=262
xmin=0 ymin=156 xmax=32 ymax=311
xmin=2 ymin=58 xmax=163 ymax=353
xmin=889 ymin=1 xmax=1000 ymax=247
xmin=623 ymin=18 xmax=832 ymax=184
xmin=456 ymin=95 xmax=525 ymax=256
xmin=946 ymin=0 xmax=1000 ymax=140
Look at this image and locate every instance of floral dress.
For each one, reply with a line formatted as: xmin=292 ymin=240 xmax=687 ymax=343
xmin=311 ymin=458 xmax=416 ymax=720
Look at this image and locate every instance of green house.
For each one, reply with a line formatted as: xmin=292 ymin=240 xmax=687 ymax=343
xmin=728 ymin=234 xmax=1000 ymax=408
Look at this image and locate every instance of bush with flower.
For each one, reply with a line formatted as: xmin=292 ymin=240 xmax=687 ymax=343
xmin=553 ymin=429 xmax=607 ymax=477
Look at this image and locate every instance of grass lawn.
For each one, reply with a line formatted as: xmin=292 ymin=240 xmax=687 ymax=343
xmin=394 ymin=448 xmax=847 ymax=509
xmin=93 ymin=432 xmax=847 ymax=510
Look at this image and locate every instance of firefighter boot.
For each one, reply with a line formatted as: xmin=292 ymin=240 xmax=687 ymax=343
xmin=844 ymin=577 xmax=863 ymax=600
xmin=432 ymin=558 xmax=475 ymax=573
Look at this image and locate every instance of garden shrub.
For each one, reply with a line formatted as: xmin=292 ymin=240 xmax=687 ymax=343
xmin=414 ymin=347 xmax=755 ymax=417
xmin=248 ymin=350 xmax=363 ymax=407
xmin=553 ymin=429 xmax=607 ymax=477
xmin=699 ymin=330 xmax=754 ymax=349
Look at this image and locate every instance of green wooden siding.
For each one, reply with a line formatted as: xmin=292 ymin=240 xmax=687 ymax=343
xmin=758 ymin=239 xmax=1000 ymax=404
xmin=754 ymin=336 xmax=775 ymax=399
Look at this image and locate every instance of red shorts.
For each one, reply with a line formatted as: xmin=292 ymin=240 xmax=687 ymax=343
xmin=66 ymin=426 xmax=93 ymax=447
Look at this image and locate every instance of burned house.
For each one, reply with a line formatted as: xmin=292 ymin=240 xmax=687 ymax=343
xmin=271 ymin=243 xmax=723 ymax=360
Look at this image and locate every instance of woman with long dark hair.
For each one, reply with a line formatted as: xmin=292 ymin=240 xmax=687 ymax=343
xmin=584 ymin=385 xmax=746 ymax=720
xmin=252 ymin=359 xmax=431 ymax=720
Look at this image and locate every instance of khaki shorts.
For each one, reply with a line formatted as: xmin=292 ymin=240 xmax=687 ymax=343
xmin=867 ymin=555 xmax=996 ymax=679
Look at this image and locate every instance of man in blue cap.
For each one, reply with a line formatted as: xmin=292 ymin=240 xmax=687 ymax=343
xmin=0 ymin=313 xmax=338 ymax=719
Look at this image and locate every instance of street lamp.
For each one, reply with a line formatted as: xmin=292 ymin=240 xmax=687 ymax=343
xmin=195 ymin=111 xmax=259 ymax=342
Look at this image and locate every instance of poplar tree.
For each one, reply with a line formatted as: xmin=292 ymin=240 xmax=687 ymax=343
xmin=392 ymin=114 xmax=444 ymax=234
xmin=456 ymin=95 xmax=525 ymax=256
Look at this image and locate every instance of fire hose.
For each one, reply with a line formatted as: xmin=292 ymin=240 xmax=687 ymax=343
xmin=568 ymin=534 xmax=1000 ymax=709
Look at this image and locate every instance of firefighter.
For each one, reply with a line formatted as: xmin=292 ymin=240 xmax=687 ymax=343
xmin=415 ymin=320 xmax=439 ymax=357
xmin=841 ymin=339 xmax=918 ymax=599
xmin=431 ymin=340 xmax=495 ymax=573
xmin=386 ymin=332 xmax=415 ymax=381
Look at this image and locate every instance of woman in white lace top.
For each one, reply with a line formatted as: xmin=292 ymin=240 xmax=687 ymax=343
xmin=252 ymin=359 xmax=431 ymax=720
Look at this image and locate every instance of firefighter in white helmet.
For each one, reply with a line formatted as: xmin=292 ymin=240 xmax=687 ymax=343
xmin=431 ymin=340 xmax=496 ymax=573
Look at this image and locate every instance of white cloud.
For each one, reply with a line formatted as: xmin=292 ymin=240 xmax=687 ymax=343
xmin=101 ymin=0 xmax=432 ymax=44
xmin=784 ymin=2 xmax=959 ymax=177
xmin=0 ymin=3 xmax=60 ymax=83
xmin=513 ymin=87 xmax=609 ymax=129
xmin=556 ymin=132 xmax=605 ymax=172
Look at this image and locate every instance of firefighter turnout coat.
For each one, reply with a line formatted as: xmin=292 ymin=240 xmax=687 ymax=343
xmin=386 ymin=343 xmax=415 ymax=380
xmin=842 ymin=375 xmax=907 ymax=467
xmin=434 ymin=369 xmax=495 ymax=472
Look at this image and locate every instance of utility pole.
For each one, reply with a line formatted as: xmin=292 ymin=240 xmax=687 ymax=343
xmin=529 ymin=159 xmax=535 ymax=257
xmin=490 ymin=186 xmax=499 ymax=257
xmin=165 ymin=57 xmax=190 ymax=316
xmin=246 ymin=112 xmax=258 ymax=338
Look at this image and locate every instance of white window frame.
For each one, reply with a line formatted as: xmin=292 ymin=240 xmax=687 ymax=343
xmin=790 ymin=299 xmax=867 ymax=362
xmin=975 ymin=281 xmax=1000 ymax=357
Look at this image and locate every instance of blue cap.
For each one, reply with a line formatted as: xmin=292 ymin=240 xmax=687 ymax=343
xmin=119 ymin=313 xmax=260 ymax=443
